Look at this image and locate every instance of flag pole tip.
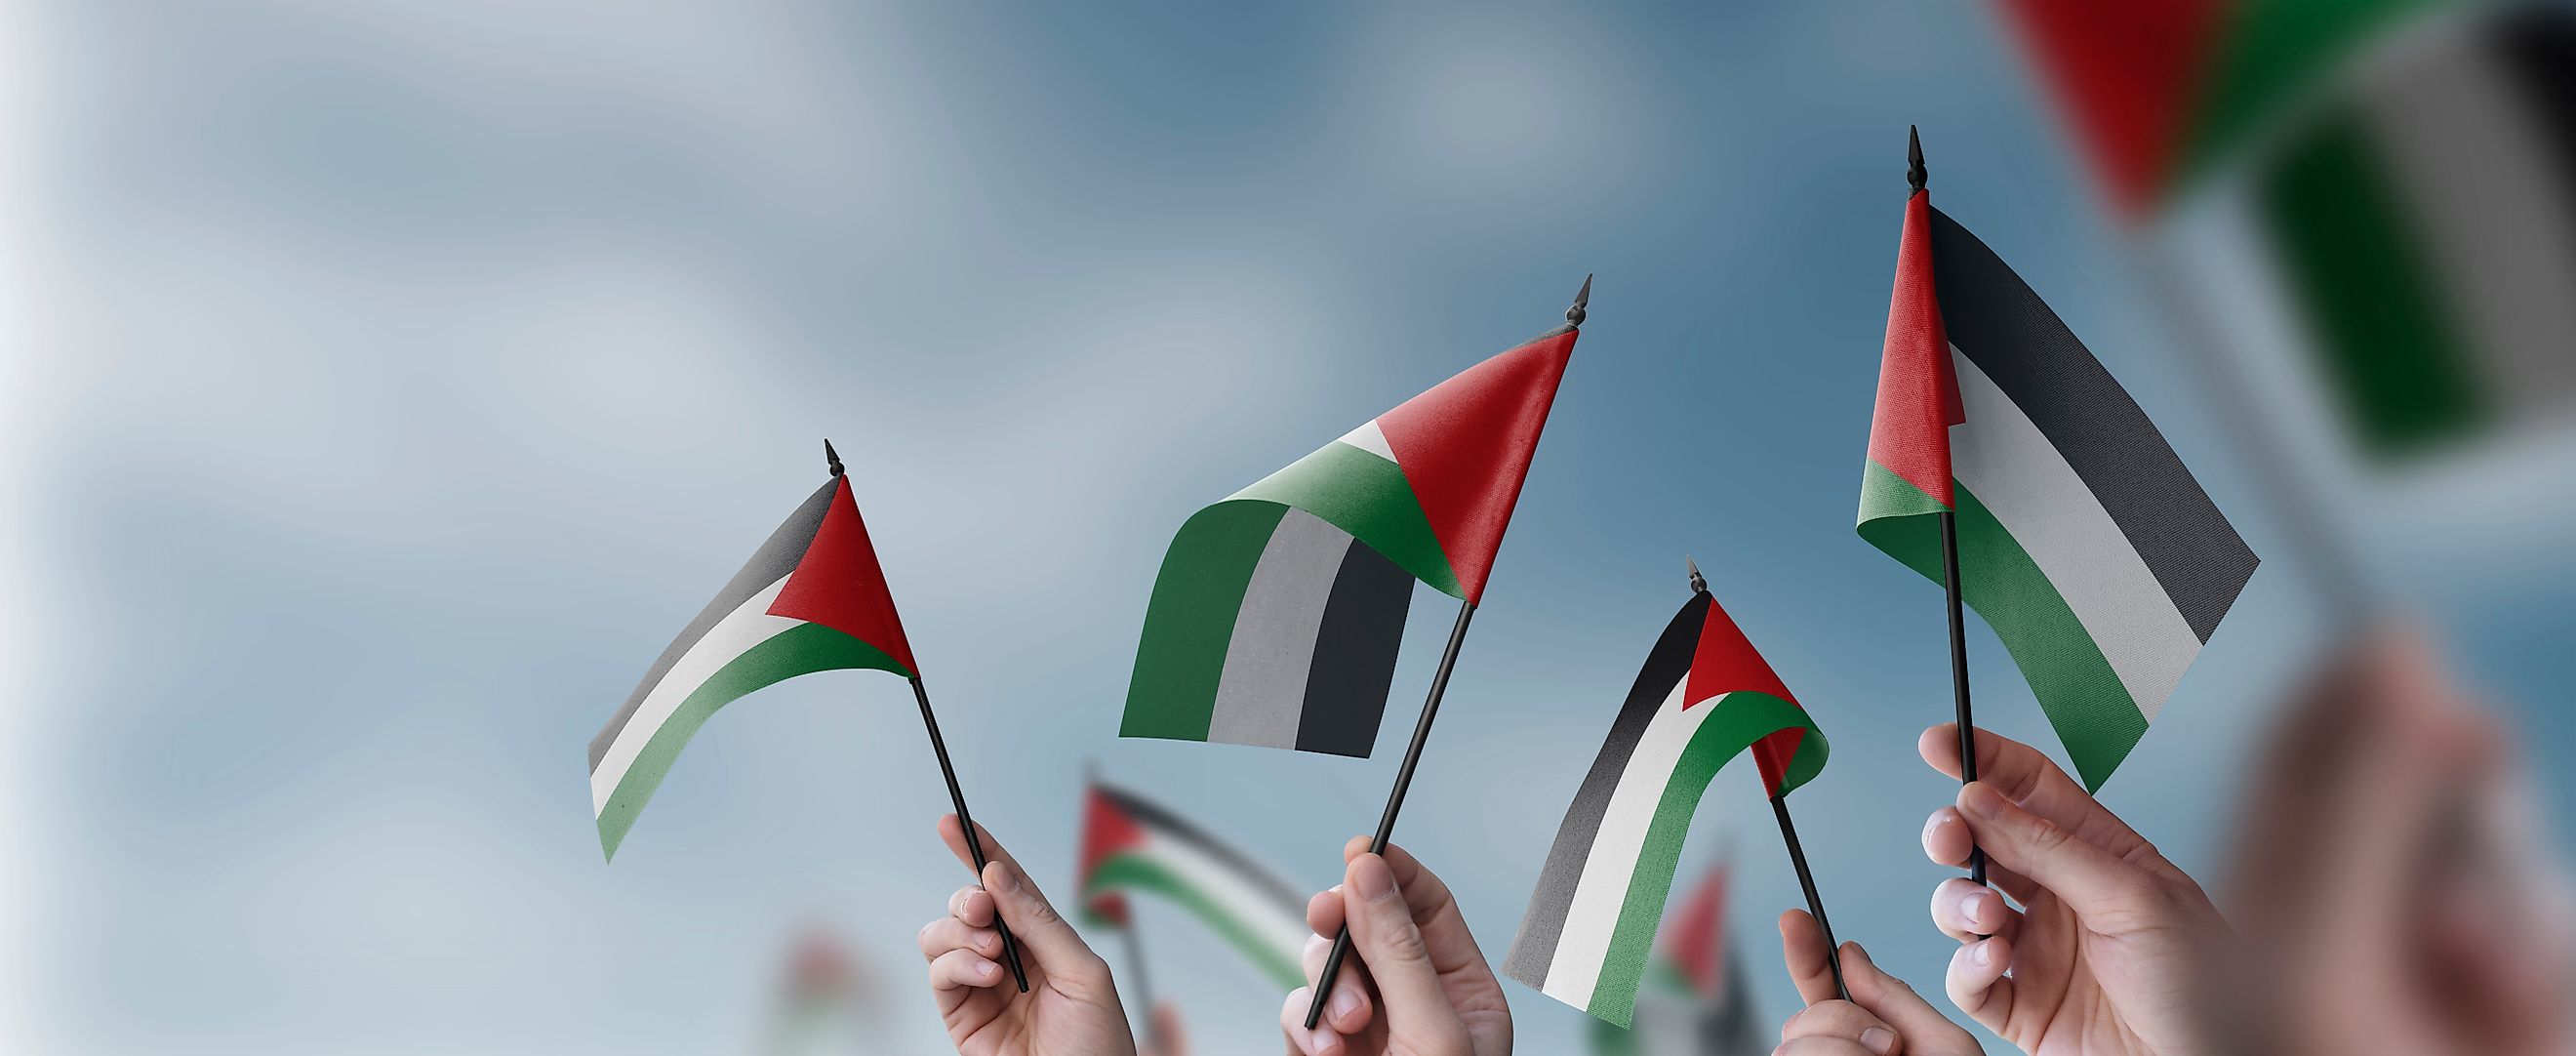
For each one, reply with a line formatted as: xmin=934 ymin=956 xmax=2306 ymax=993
xmin=1907 ymin=126 xmax=1927 ymax=192
xmin=824 ymin=438 xmax=844 ymax=477
xmin=1566 ymin=273 xmax=1591 ymax=328
xmin=1686 ymin=554 xmax=1708 ymax=594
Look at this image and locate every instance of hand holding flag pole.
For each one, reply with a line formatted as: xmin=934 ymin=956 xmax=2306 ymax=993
xmin=1300 ymin=276 xmax=1590 ymax=1031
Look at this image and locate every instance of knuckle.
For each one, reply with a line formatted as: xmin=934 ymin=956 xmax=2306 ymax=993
xmin=2024 ymin=816 xmax=2073 ymax=851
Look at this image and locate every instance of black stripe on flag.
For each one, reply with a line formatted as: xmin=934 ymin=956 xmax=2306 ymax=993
xmin=1929 ymin=208 xmax=2260 ymax=641
xmin=1293 ymin=542 xmax=1415 ymax=756
xmin=1503 ymin=592 xmax=1711 ymax=983
xmin=585 ymin=478 xmax=836 ymax=772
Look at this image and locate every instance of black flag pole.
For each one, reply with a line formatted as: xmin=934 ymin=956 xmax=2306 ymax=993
xmin=1911 ymin=129 xmax=1988 ymax=889
xmin=1302 ymin=275 xmax=1589 ymax=1031
xmin=829 ymin=440 xmax=1029 ymax=993
xmin=1771 ymin=792 xmax=1848 ymax=1002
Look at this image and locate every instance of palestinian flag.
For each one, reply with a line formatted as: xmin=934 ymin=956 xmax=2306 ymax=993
xmin=1859 ymin=191 xmax=2259 ymax=791
xmin=1120 ymin=293 xmax=1580 ymax=756
xmin=1997 ymin=0 xmax=2576 ymax=461
xmin=1504 ymin=586 xmax=1827 ymax=1028
xmin=1590 ymin=862 xmax=1768 ymax=1056
xmin=1076 ymin=780 xmax=1309 ymax=989
xmin=588 ymin=465 xmax=919 ymax=860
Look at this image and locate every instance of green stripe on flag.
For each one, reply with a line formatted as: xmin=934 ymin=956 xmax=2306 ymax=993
xmin=1085 ymin=853 xmax=1304 ymax=989
xmin=597 ymin=622 xmax=910 ymax=859
xmin=1859 ymin=475 xmax=2149 ymax=791
xmin=1123 ymin=501 xmax=1291 ymax=743
xmin=2260 ymin=104 xmax=2485 ymax=457
xmin=1231 ymin=441 xmax=1461 ymax=597
xmin=2187 ymin=0 xmax=2453 ymax=177
xmin=1857 ymin=457 xmax=1952 ymax=528
xmin=1588 ymin=692 xmax=1822 ymax=1028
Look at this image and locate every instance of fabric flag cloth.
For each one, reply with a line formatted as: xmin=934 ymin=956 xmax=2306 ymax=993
xmin=1120 ymin=323 xmax=1577 ymax=756
xmin=588 ymin=474 xmax=919 ymax=860
xmin=1858 ymin=189 xmax=2259 ymax=792
xmin=1075 ymin=779 xmax=1312 ymax=990
xmin=1590 ymin=862 xmax=1769 ymax=1056
xmin=1997 ymin=0 xmax=2576 ymax=462
xmin=1505 ymin=589 xmax=1828 ymax=1028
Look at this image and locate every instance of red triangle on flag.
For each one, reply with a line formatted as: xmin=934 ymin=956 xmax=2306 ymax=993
xmin=1374 ymin=328 xmax=1577 ymax=605
xmin=768 ymin=477 xmax=920 ymax=677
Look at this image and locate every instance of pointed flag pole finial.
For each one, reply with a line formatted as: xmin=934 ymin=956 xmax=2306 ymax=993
xmin=824 ymin=438 xmax=845 ymax=478
xmin=1908 ymin=125 xmax=1927 ymax=192
xmin=1565 ymin=273 xmax=1591 ymax=328
xmin=1686 ymin=554 xmax=1708 ymax=594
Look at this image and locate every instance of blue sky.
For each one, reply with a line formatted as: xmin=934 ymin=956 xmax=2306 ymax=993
xmin=13 ymin=2 xmax=2568 ymax=1053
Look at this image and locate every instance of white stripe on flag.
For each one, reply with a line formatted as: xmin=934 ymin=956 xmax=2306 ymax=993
xmin=1141 ymin=831 xmax=1309 ymax=970
xmin=1539 ymin=682 xmax=1714 ymax=1009
xmin=590 ymin=576 xmax=800 ymax=812
xmin=1336 ymin=420 xmax=1398 ymax=463
xmin=1952 ymin=353 xmax=2201 ymax=720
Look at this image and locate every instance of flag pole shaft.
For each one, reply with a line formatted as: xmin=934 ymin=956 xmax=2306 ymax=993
xmin=1119 ymin=919 xmax=1165 ymax=1054
xmin=910 ymin=675 xmax=1029 ymax=992
xmin=1938 ymin=510 xmax=1987 ymax=887
xmin=1771 ymin=793 xmax=1848 ymax=1001
xmin=1304 ymin=597 xmax=1478 ymax=1030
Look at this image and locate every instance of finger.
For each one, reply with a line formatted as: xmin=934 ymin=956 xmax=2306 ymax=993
xmin=918 ymin=916 xmax=1003 ymax=962
xmin=1955 ymin=782 xmax=2163 ymax=928
xmin=1278 ymin=988 xmax=1347 ymax=1056
xmin=937 ymin=813 xmax=1025 ymax=878
xmin=1148 ymin=1001 xmax=1189 ymax=1056
xmin=1928 ymin=877 xmax=2024 ymax=944
xmin=1945 ymin=935 xmax=2015 ymax=1032
xmin=1779 ymin=1000 xmax=1902 ymax=1055
xmin=1342 ymin=853 xmax=1461 ymax=1044
xmin=1778 ymin=910 xmax=1844 ymax=1006
xmin=1305 ymin=886 xmax=1346 ymax=939
xmin=1772 ymin=1038 xmax=1879 ymax=1056
xmin=1341 ymin=838 xmax=1478 ymax=960
xmin=1299 ymin=932 xmax=1374 ymax=1036
xmin=928 ymin=947 xmax=1007 ymax=993
xmin=947 ymin=885 xmax=997 ymax=930
xmin=1839 ymin=943 xmax=1985 ymax=1055
xmin=1919 ymin=725 xmax=2154 ymax=863
xmin=978 ymin=858 xmax=1098 ymax=969
xmin=1920 ymin=809 xmax=2040 ymax=904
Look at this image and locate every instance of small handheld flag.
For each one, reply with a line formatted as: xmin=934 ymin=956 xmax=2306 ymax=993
xmin=588 ymin=440 xmax=1027 ymax=989
xmin=1858 ymin=131 xmax=2259 ymax=794
xmin=1076 ymin=774 xmax=1310 ymax=991
xmin=1504 ymin=562 xmax=1831 ymax=1028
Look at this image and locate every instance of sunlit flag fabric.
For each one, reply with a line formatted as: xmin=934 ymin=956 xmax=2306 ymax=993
xmin=1590 ymin=862 xmax=1768 ymax=1056
xmin=1075 ymin=780 xmax=1309 ymax=989
xmin=1120 ymin=323 xmax=1576 ymax=755
xmin=1505 ymin=589 xmax=1827 ymax=1027
xmin=1858 ymin=190 xmax=2259 ymax=792
xmin=1994 ymin=0 xmax=2576 ymax=462
xmin=587 ymin=474 xmax=919 ymax=859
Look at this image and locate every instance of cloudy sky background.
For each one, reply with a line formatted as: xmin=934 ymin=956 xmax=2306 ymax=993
xmin=3 ymin=2 xmax=2567 ymax=1053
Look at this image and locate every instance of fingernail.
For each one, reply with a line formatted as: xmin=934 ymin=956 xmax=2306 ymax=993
xmin=1330 ymin=988 xmax=1361 ymax=1021
xmin=1961 ymin=890 xmax=1992 ymax=924
xmin=1863 ymin=1026 xmax=1897 ymax=1055
xmin=1973 ymin=939 xmax=1994 ymax=967
xmin=1329 ymin=883 xmax=1344 ymax=895
xmin=1352 ymin=856 xmax=1398 ymax=903
xmin=978 ymin=959 xmax=999 ymax=980
xmin=1923 ymin=811 xmax=1952 ymax=843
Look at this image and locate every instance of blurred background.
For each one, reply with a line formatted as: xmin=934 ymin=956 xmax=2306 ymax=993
xmin=0 ymin=1 xmax=2567 ymax=1053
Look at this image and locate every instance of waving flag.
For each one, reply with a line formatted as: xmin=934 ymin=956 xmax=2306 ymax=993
xmin=1859 ymin=189 xmax=2259 ymax=792
xmin=1120 ymin=311 xmax=1578 ymax=756
xmin=1505 ymin=588 xmax=1827 ymax=1027
xmin=588 ymin=467 xmax=918 ymax=860
xmin=1591 ymin=861 xmax=1768 ymax=1056
xmin=1076 ymin=780 xmax=1309 ymax=989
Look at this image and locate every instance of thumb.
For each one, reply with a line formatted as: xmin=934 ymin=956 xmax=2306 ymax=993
xmin=980 ymin=858 xmax=1109 ymax=990
xmin=1956 ymin=782 xmax=2161 ymax=929
xmin=1343 ymin=853 xmax=1465 ymax=1045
